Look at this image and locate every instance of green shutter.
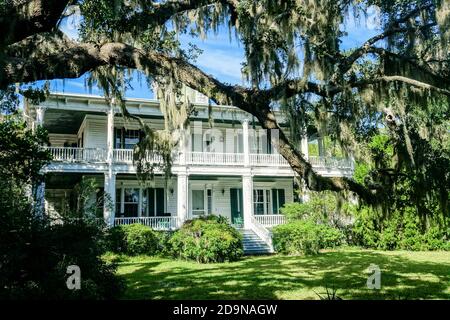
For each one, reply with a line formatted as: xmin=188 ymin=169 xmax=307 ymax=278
xmin=156 ymin=188 xmax=165 ymax=216
xmin=278 ymin=189 xmax=285 ymax=213
xmin=148 ymin=188 xmax=155 ymax=217
xmin=230 ymin=188 xmax=243 ymax=224
xmin=230 ymin=188 xmax=238 ymax=222
xmin=272 ymin=189 xmax=278 ymax=214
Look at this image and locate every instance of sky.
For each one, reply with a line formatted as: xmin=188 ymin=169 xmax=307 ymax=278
xmin=33 ymin=5 xmax=381 ymax=99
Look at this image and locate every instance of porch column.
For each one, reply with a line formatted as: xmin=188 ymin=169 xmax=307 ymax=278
xmin=242 ymin=119 xmax=250 ymax=167
xmin=301 ymin=136 xmax=309 ymax=160
xmin=34 ymin=107 xmax=46 ymax=216
xmin=104 ymin=171 xmax=116 ymax=227
xmin=318 ymin=136 xmax=325 ymax=157
xmin=34 ymin=181 xmax=46 ymax=217
xmin=106 ymin=103 xmax=115 ymax=164
xmin=242 ymin=174 xmax=253 ymax=229
xmin=177 ymin=173 xmax=188 ymax=227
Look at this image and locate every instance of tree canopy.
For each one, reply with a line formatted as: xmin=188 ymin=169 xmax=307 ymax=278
xmin=0 ymin=0 xmax=449 ymax=216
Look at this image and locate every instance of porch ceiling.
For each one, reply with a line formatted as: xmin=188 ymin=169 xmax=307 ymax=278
xmin=43 ymin=109 xmax=101 ymax=134
xmin=45 ymin=172 xmax=103 ymax=188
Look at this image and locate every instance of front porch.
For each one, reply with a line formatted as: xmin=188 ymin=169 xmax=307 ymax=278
xmin=43 ymin=173 xmax=290 ymax=232
xmin=111 ymin=214 xmax=287 ymax=230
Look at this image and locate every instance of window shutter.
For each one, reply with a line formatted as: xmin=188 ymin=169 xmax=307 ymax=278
xmin=278 ymin=189 xmax=285 ymax=212
xmin=156 ymin=188 xmax=165 ymax=216
xmin=148 ymin=188 xmax=155 ymax=217
xmin=272 ymin=189 xmax=278 ymax=214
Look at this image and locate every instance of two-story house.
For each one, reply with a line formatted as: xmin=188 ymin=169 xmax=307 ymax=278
xmin=25 ymin=90 xmax=354 ymax=253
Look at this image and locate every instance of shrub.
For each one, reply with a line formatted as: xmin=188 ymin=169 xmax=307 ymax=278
xmin=107 ymin=224 xmax=158 ymax=256
xmin=280 ymin=194 xmax=354 ymax=229
xmin=168 ymin=215 xmax=243 ymax=263
xmin=0 ymin=220 xmax=125 ymax=299
xmin=272 ymin=220 xmax=344 ymax=255
xmin=351 ymin=206 xmax=450 ymax=251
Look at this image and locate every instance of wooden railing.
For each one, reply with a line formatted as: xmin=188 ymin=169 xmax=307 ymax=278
xmin=250 ymin=215 xmax=274 ymax=253
xmin=253 ymin=214 xmax=286 ymax=227
xmin=113 ymin=149 xmax=133 ymax=163
xmin=46 ymin=147 xmax=106 ymax=162
xmin=250 ymin=153 xmax=289 ymax=166
xmin=46 ymin=147 xmax=353 ymax=171
xmin=308 ymin=156 xmax=353 ymax=169
xmin=113 ymin=216 xmax=179 ymax=230
xmin=113 ymin=149 xmax=166 ymax=163
xmin=186 ymin=152 xmax=244 ymax=165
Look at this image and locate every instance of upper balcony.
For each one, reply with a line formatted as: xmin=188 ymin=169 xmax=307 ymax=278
xmin=29 ymin=93 xmax=355 ymax=177
xmin=44 ymin=146 xmax=354 ymax=176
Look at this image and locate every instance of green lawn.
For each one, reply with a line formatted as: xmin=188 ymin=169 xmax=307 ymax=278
xmin=114 ymin=249 xmax=450 ymax=300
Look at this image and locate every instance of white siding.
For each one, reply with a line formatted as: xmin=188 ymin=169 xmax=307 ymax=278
xmin=85 ymin=119 xmax=107 ymax=149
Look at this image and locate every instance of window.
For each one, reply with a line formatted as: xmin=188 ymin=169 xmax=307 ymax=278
xmin=123 ymin=188 xmax=139 ymax=217
xmin=250 ymin=129 xmax=271 ymax=154
xmin=115 ymin=128 xmax=141 ymax=149
xmin=234 ymin=131 xmax=243 ymax=153
xmin=191 ymin=133 xmax=203 ymax=152
xmin=271 ymin=189 xmax=286 ymax=214
xmin=253 ymin=189 xmax=265 ymax=215
xmin=192 ymin=189 xmax=205 ymax=216
xmin=253 ymin=189 xmax=271 ymax=215
xmin=142 ymin=188 xmax=166 ymax=216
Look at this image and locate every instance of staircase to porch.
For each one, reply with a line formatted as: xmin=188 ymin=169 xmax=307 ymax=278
xmin=240 ymin=229 xmax=272 ymax=255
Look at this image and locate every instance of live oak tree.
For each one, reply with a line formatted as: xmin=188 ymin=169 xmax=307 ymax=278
xmin=1 ymin=0 xmax=449 ymax=215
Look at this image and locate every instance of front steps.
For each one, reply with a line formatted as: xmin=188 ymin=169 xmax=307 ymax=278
xmin=240 ymin=229 xmax=272 ymax=255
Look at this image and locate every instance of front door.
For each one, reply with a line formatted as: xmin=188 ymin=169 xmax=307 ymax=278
xmin=191 ymin=189 xmax=206 ymax=216
xmin=230 ymin=188 xmax=243 ymax=226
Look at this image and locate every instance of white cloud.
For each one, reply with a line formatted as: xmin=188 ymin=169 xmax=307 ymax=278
xmin=195 ymin=49 xmax=245 ymax=84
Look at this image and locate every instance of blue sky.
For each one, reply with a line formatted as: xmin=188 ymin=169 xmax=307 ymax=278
xmin=36 ymin=7 xmax=380 ymax=99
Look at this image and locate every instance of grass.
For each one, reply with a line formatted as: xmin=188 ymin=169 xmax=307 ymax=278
xmin=113 ymin=248 xmax=450 ymax=300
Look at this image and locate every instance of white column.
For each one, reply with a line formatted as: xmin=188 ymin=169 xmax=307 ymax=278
xmin=35 ymin=181 xmax=46 ymax=217
xmin=34 ymin=107 xmax=46 ymax=216
xmin=242 ymin=119 xmax=250 ymax=167
xmin=301 ymin=136 xmax=309 ymax=160
xmin=318 ymin=136 xmax=325 ymax=157
xmin=104 ymin=102 xmax=116 ymax=226
xmin=104 ymin=171 xmax=116 ymax=227
xmin=177 ymin=173 xmax=188 ymax=227
xmin=120 ymin=187 xmax=125 ymax=215
xmin=106 ymin=103 xmax=115 ymax=164
xmin=36 ymin=107 xmax=45 ymax=125
xmin=242 ymin=174 xmax=253 ymax=229
xmin=138 ymin=188 xmax=143 ymax=217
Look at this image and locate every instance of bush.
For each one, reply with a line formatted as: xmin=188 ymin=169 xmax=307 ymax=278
xmin=168 ymin=215 xmax=243 ymax=263
xmin=280 ymin=194 xmax=354 ymax=229
xmin=272 ymin=220 xmax=344 ymax=255
xmin=0 ymin=220 xmax=125 ymax=299
xmin=351 ymin=206 xmax=450 ymax=251
xmin=107 ymin=224 xmax=158 ymax=256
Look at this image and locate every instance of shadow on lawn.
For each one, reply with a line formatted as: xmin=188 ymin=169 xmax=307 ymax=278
xmin=120 ymin=250 xmax=450 ymax=300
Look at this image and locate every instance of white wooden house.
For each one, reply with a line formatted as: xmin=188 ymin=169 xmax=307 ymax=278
xmin=25 ymin=91 xmax=354 ymax=253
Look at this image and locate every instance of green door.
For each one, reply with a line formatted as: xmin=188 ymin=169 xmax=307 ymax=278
xmin=230 ymin=188 xmax=243 ymax=226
